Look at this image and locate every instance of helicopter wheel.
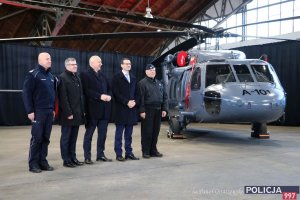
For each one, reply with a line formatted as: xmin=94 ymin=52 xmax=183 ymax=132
xmin=251 ymin=123 xmax=270 ymax=139
xmin=168 ymin=117 xmax=185 ymax=139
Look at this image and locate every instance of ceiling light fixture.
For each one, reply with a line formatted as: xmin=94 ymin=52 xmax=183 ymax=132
xmin=144 ymin=0 xmax=153 ymax=18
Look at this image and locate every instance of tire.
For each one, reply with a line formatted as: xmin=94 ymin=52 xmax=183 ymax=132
xmin=169 ymin=117 xmax=182 ymax=134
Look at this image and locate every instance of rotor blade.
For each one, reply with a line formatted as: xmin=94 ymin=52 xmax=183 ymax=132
xmin=221 ymin=32 xmax=300 ymax=42
xmin=6 ymin=0 xmax=214 ymax=34
xmin=151 ymin=37 xmax=199 ymax=67
xmin=0 ymin=31 xmax=187 ymax=43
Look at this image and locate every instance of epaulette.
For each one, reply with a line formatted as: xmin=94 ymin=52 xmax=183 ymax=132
xmin=29 ymin=68 xmax=40 ymax=78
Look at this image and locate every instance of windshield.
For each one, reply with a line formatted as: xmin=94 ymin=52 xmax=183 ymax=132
xmin=251 ymin=64 xmax=274 ymax=83
xmin=206 ymin=64 xmax=236 ymax=87
xmin=233 ymin=64 xmax=254 ymax=82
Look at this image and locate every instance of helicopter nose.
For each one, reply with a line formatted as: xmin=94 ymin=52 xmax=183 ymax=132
xmin=220 ymin=88 xmax=286 ymax=123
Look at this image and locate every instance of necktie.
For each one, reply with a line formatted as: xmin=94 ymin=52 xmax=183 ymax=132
xmin=125 ymin=74 xmax=130 ymax=83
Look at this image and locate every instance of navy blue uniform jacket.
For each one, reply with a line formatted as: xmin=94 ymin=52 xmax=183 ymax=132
xmin=22 ymin=65 xmax=57 ymax=114
xmin=80 ymin=67 xmax=111 ymax=120
xmin=112 ymin=71 xmax=138 ymax=125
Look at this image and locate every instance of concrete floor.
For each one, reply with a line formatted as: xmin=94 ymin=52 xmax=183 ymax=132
xmin=0 ymin=122 xmax=299 ymax=200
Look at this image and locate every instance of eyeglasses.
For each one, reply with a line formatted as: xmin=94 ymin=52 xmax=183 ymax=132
xmin=122 ymin=63 xmax=131 ymax=65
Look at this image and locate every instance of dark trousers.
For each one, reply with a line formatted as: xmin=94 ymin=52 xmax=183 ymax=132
xmin=141 ymin=107 xmax=161 ymax=155
xmin=28 ymin=109 xmax=53 ymax=169
xmin=114 ymin=124 xmax=133 ymax=156
xmin=83 ymin=119 xmax=108 ymax=159
xmin=60 ymin=125 xmax=79 ymax=163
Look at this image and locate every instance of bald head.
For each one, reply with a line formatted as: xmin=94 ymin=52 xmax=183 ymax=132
xmin=38 ymin=52 xmax=51 ymax=70
xmin=89 ymin=55 xmax=102 ymax=72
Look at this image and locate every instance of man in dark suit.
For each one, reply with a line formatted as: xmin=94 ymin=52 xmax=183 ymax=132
xmin=112 ymin=58 xmax=139 ymax=161
xmin=80 ymin=55 xmax=112 ymax=164
xmin=58 ymin=57 xmax=85 ymax=168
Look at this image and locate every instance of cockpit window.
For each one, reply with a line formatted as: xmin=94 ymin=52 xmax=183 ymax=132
xmin=233 ymin=64 xmax=254 ymax=82
xmin=191 ymin=67 xmax=201 ymax=90
xmin=251 ymin=65 xmax=274 ymax=83
xmin=206 ymin=64 xmax=236 ymax=87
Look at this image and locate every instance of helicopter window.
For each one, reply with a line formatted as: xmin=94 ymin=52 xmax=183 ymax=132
xmin=206 ymin=64 xmax=235 ymax=87
xmin=233 ymin=65 xmax=254 ymax=82
xmin=251 ymin=65 xmax=274 ymax=83
xmin=191 ymin=68 xmax=201 ymax=90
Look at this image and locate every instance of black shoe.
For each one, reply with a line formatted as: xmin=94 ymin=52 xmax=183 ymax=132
xmin=151 ymin=152 xmax=163 ymax=157
xmin=29 ymin=167 xmax=42 ymax=173
xmin=142 ymin=154 xmax=150 ymax=159
xmin=125 ymin=154 xmax=140 ymax=160
xmin=96 ymin=156 xmax=112 ymax=162
xmin=63 ymin=162 xmax=76 ymax=168
xmin=85 ymin=159 xmax=93 ymax=165
xmin=72 ymin=159 xmax=84 ymax=166
xmin=40 ymin=165 xmax=54 ymax=171
xmin=116 ymin=156 xmax=125 ymax=161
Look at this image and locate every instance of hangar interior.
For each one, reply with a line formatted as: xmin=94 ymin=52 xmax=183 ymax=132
xmin=1 ymin=1 xmax=300 ymax=200
xmin=0 ymin=0 xmax=300 ymax=125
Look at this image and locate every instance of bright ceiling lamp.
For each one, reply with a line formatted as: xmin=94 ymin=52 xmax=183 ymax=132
xmin=144 ymin=0 xmax=153 ymax=18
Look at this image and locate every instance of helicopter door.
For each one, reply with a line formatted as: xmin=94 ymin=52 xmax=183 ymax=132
xmin=204 ymin=64 xmax=232 ymax=116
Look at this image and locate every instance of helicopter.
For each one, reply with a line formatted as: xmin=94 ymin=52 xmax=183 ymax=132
xmin=153 ymin=37 xmax=286 ymax=139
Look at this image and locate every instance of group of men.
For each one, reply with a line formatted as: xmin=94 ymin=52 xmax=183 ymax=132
xmin=22 ymin=52 xmax=167 ymax=173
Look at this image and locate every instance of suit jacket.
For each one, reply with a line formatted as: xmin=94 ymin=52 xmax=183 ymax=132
xmin=80 ymin=67 xmax=111 ymax=120
xmin=112 ymin=71 xmax=138 ymax=125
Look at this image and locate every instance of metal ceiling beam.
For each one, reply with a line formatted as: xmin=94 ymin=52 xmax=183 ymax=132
xmin=51 ymin=0 xmax=80 ymax=36
xmin=98 ymin=0 xmax=144 ymax=51
xmin=0 ymin=0 xmax=54 ymax=12
xmin=2 ymin=0 xmax=214 ymax=33
xmin=212 ymin=0 xmax=252 ymax=29
xmin=0 ymin=0 xmax=174 ymax=33
xmin=0 ymin=8 xmax=29 ymax=21
xmin=28 ymin=13 xmax=52 ymax=46
xmin=46 ymin=0 xmax=80 ymax=46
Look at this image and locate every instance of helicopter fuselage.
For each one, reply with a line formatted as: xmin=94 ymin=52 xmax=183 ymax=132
xmin=166 ymin=56 xmax=286 ymax=126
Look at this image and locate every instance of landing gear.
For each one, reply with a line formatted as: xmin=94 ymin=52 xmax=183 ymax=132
xmin=251 ymin=123 xmax=270 ymax=139
xmin=167 ymin=117 xmax=185 ymax=139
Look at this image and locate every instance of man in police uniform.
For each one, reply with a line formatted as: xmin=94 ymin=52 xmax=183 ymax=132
xmin=137 ymin=64 xmax=167 ymax=158
xmin=58 ymin=58 xmax=85 ymax=168
xmin=22 ymin=52 xmax=58 ymax=173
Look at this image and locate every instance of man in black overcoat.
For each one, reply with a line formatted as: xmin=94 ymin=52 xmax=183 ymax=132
xmin=80 ymin=55 xmax=112 ymax=164
xmin=58 ymin=57 xmax=85 ymax=168
xmin=112 ymin=58 xmax=139 ymax=161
